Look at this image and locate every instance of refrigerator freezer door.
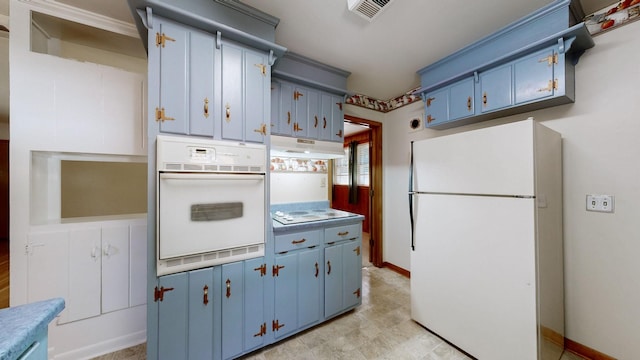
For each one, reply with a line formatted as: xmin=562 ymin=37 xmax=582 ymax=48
xmin=412 ymin=120 xmax=536 ymax=196
xmin=411 ymin=194 xmax=538 ymax=360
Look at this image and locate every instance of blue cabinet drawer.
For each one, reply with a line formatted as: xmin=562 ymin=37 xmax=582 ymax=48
xmin=275 ymin=229 xmax=322 ymax=253
xmin=324 ymin=223 xmax=361 ymax=244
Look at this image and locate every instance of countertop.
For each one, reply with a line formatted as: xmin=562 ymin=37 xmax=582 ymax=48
xmin=0 ymin=298 xmax=65 ymax=360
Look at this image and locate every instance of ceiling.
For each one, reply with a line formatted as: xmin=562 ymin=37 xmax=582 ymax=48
xmin=0 ymin=0 xmax=613 ymax=100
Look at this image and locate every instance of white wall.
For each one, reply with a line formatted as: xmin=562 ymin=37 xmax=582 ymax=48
xmin=380 ymin=21 xmax=640 ymax=359
xmin=270 ymin=171 xmax=328 ymax=204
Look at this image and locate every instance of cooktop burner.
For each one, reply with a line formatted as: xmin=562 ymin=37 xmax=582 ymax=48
xmin=272 ymin=208 xmax=357 ymax=225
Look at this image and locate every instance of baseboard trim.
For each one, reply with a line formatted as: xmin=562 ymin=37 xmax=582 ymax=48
xmin=51 ymin=330 xmax=146 ymax=360
xmin=565 ymin=338 xmax=617 ymax=360
xmin=382 ymin=262 xmax=410 ymax=278
xmin=540 ymin=326 xmax=564 ymax=348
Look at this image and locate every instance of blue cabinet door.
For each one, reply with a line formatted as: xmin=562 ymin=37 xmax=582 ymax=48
xmin=292 ymin=86 xmax=309 ymax=138
xmin=277 ymin=82 xmax=294 ymax=136
xmin=479 ymin=64 xmax=513 ymax=113
xmin=342 ymin=240 xmax=362 ymax=310
xmin=319 ymin=94 xmax=333 ymax=141
xmin=514 ymin=47 xmax=556 ymax=105
xmin=244 ymin=50 xmax=269 ymax=143
xmin=221 ymin=262 xmax=244 ymax=359
xmin=298 ymin=248 xmax=322 ymax=328
xmin=244 ymin=258 xmax=266 ymax=351
xmin=330 ymin=95 xmax=345 ymax=142
xmin=158 ymin=273 xmax=188 ymax=360
xmin=273 ymin=253 xmax=298 ymax=339
xmin=449 ymin=78 xmax=475 ymax=121
xmin=188 ymin=268 xmax=214 ymax=359
xmin=189 ymin=31 xmax=216 ymax=137
xmin=157 ymin=20 xmax=189 ymax=135
xmin=424 ymin=87 xmax=448 ymax=127
xmin=306 ymin=88 xmax=321 ymax=139
xmin=221 ymin=43 xmax=244 ymax=141
xmin=324 ymin=245 xmax=343 ymax=318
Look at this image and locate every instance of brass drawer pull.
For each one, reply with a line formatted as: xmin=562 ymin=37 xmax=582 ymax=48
xmin=226 ymin=279 xmax=231 ymax=298
xmin=291 ymin=238 xmax=306 ymax=245
xmin=338 ymin=231 xmax=349 ymax=236
xmin=327 ymin=260 xmax=332 ymax=275
xmin=203 ymin=285 xmax=209 ymax=305
xmin=315 ymin=262 xmax=319 ymax=278
xmin=204 ymin=98 xmax=209 ymax=118
xmin=314 ymin=116 xmax=318 ymax=128
xmin=323 ymin=117 xmax=327 ymax=129
xmin=467 ymin=96 xmax=472 ymax=111
xmin=482 ymin=92 xmax=488 ymax=107
xmin=225 ymin=103 xmax=231 ymax=122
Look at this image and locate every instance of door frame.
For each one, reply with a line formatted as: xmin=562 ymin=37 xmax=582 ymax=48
xmin=344 ymin=115 xmax=383 ymax=267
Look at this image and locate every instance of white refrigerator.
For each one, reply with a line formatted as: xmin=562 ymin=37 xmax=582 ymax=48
xmin=409 ymin=119 xmax=565 ymax=360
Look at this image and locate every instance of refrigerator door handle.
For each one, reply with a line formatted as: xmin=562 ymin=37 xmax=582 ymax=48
xmin=409 ymin=141 xmax=415 ymax=251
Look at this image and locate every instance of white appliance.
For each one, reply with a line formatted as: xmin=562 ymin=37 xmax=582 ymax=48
xmin=408 ymin=119 xmax=565 ymax=360
xmin=270 ymin=135 xmax=345 ymax=159
xmin=156 ymin=135 xmax=267 ymax=276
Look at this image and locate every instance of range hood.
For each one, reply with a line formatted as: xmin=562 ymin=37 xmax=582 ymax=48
xmin=270 ymin=135 xmax=345 ymax=159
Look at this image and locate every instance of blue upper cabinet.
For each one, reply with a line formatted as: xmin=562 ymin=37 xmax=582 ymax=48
xmin=271 ymin=52 xmax=350 ymax=142
xmin=415 ymin=0 xmax=594 ymax=130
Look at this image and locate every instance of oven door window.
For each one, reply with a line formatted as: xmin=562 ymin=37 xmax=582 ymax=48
xmin=158 ymin=173 xmax=265 ymax=259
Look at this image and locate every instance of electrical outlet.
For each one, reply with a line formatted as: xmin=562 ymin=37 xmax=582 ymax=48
xmin=586 ymin=195 xmax=615 ymax=213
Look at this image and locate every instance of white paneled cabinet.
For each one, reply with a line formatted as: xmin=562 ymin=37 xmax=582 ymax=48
xmin=26 ymin=218 xmax=147 ymax=324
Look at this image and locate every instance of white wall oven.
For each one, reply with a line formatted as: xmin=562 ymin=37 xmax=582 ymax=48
xmin=156 ymin=135 xmax=267 ymax=276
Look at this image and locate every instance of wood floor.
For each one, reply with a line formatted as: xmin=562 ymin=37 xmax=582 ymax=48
xmin=0 ymin=239 xmax=8 ymax=309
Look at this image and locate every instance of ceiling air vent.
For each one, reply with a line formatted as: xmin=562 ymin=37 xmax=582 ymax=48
xmin=348 ymin=0 xmax=393 ymax=22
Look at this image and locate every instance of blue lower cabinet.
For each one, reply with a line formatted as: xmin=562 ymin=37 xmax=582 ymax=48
xmin=221 ymin=262 xmax=244 ymax=359
xmin=325 ymin=239 xmax=362 ymax=319
xmin=298 ymin=248 xmax=322 ymax=328
xmin=158 ymin=273 xmax=189 ymax=360
xmin=342 ymin=240 xmax=362 ymax=310
xmin=244 ymin=258 xmax=267 ymax=351
xmin=188 ymin=268 xmax=215 ymax=359
xmin=273 ymin=253 xmax=298 ymax=339
xmin=324 ymin=245 xmax=343 ymax=318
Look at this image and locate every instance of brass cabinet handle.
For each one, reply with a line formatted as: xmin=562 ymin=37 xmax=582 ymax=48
xmin=336 ymin=102 xmax=343 ymax=111
xmin=254 ymin=264 xmax=266 ymax=276
xmin=203 ymin=285 xmax=209 ymax=305
xmin=204 ymin=98 xmax=209 ymax=118
xmin=467 ymin=96 xmax=472 ymax=111
xmin=537 ymin=79 xmax=558 ymax=92
xmin=338 ymin=231 xmax=349 ymax=236
xmin=426 ymin=97 xmax=435 ymax=107
xmin=538 ymin=54 xmax=558 ymax=66
xmin=315 ymin=262 xmax=319 ymax=278
xmin=294 ymin=123 xmax=304 ymax=132
xmin=253 ymin=123 xmax=267 ymax=136
xmin=353 ymin=288 xmax=361 ymax=298
xmin=155 ymin=32 xmax=176 ymax=47
xmin=291 ymin=238 xmax=306 ymax=245
xmin=336 ymin=129 xmax=343 ymax=138
xmin=287 ymin=111 xmax=291 ymax=125
xmin=254 ymin=63 xmax=267 ymax=76
xmin=155 ymin=107 xmax=175 ymax=122
xmin=226 ymin=279 xmax=231 ymax=298
xmin=327 ymin=260 xmax=332 ymax=275
xmin=272 ymin=319 xmax=285 ymax=332
xmin=254 ymin=323 xmax=267 ymax=337
xmin=294 ymin=90 xmax=304 ymax=100
xmin=426 ymin=114 xmax=435 ymax=124
xmin=354 ymin=246 xmax=360 ymax=256
xmin=273 ymin=264 xmax=285 ymax=277
xmin=323 ymin=117 xmax=327 ymax=129
xmin=225 ymin=103 xmax=231 ymax=122
xmin=314 ymin=116 xmax=318 ymax=128
xmin=153 ymin=286 xmax=174 ymax=302
xmin=482 ymin=92 xmax=488 ymax=107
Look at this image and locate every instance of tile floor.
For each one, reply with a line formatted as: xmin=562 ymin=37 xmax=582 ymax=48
xmin=96 ymin=265 xmax=586 ymax=360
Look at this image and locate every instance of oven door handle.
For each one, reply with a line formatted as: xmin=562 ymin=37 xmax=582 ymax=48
xmin=160 ymin=173 xmax=265 ymax=181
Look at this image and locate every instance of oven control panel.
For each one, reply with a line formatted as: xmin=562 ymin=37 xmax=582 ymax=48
xmin=157 ymin=135 xmax=267 ymax=173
